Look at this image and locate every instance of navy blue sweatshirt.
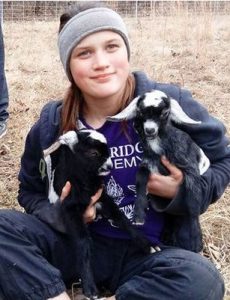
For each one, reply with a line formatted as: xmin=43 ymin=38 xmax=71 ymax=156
xmin=18 ymin=71 xmax=230 ymax=252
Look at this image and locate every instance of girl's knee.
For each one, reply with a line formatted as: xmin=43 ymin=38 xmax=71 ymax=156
xmin=145 ymin=248 xmax=225 ymax=300
xmin=162 ymin=248 xmax=225 ymax=300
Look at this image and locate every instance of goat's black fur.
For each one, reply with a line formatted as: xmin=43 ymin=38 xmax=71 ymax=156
xmin=49 ymin=129 xmax=154 ymax=299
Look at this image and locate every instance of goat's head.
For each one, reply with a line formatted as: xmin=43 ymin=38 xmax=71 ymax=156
xmin=45 ymin=129 xmax=113 ymax=177
xmin=134 ymin=91 xmax=171 ymax=139
xmin=107 ymin=90 xmax=201 ymax=139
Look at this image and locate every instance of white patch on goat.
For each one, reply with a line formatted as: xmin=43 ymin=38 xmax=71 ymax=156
xmin=44 ymin=155 xmax=59 ymax=203
xmin=59 ymin=131 xmax=78 ymax=151
xmin=198 ymin=148 xmax=210 ymax=175
xmin=147 ymin=137 xmax=162 ymax=155
xmin=143 ymin=157 xmax=159 ymax=174
xmin=149 ymin=164 xmax=159 ymax=174
xmin=49 ymin=170 xmax=59 ymax=203
xmin=143 ymin=90 xmax=167 ymax=108
xmin=77 ymin=120 xmax=86 ymax=129
xmin=88 ymin=130 xmax=107 ymax=144
xmin=144 ymin=120 xmax=159 ymax=135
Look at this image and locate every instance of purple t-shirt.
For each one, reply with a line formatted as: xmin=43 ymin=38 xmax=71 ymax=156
xmin=81 ymin=118 xmax=164 ymax=245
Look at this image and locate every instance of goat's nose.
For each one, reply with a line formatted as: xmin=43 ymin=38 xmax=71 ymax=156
xmin=145 ymin=128 xmax=156 ymax=136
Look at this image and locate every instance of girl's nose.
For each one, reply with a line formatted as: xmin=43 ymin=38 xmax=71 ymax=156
xmin=93 ymin=51 xmax=110 ymax=70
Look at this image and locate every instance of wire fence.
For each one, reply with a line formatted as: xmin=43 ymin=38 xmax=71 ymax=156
xmin=1 ymin=1 xmax=230 ymax=22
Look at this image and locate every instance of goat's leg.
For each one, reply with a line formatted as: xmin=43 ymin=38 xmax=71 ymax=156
xmin=77 ymin=237 xmax=98 ymax=299
xmin=133 ymin=165 xmax=151 ymax=225
xmin=100 ymin=192 xmax=160 ymax=254
xmin=61 ymin=203 xmax=98 ymax=299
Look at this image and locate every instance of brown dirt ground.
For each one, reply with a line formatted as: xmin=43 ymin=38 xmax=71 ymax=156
xmin=1 ymin=13 xmax=230 ymax=299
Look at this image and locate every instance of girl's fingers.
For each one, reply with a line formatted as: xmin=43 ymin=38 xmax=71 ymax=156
xmin=91 ymin=188 xmax=103 ymax=204
xmin=83 ymin=188 xmax=103 ymax=223
xmin=161 ymin=156 xmax=183 ymax=181
xmin=60 ymin=181 xmax=71 ymax=201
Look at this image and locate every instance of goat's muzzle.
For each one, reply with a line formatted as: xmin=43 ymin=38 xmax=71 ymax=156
xmin=144 ymin=128 xmax=158 ymax=139
xmin=98 ymin=157 xmax=113 ymax=176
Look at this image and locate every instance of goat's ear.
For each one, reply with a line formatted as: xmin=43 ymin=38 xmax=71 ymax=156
xmin=59 ymin=131 xmax=79 ymax=151
xmin=43 ymin=140 xmax=61 ymax=157
xmin=170 ymin=99 xmax=201 ymax=125
xmin=107 ymin=96 xmax=139 ymax=122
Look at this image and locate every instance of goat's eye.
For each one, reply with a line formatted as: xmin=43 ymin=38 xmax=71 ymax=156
xmin=86 ymin=150 xmax=100 ymax=157
xmin=137 ymin=111 xmax=143 ymax=117
xmin=161 ymin=109 xmax=170 ymax=120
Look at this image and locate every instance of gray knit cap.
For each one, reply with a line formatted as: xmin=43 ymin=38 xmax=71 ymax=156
xmin=58 ymin=7 xmax=130 ymax=80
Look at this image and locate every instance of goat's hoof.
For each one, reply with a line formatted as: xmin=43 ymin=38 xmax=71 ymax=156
xmin=150 ymin=246 xmax=161 ymax=253
xmin=133 ymin=221 xmax=144 ymax=226
xmin=92 ymin=295 xmax=100 ymax=300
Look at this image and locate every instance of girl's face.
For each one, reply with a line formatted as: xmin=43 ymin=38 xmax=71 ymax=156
xmin=70 ymin=31 xmax=130 ymax=101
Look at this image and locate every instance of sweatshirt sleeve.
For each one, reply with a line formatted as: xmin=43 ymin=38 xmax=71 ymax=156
xmin=18 ymin=120 xmax=66 ymax=233
xmin=151 ymin=86 xmax=230 ymax=215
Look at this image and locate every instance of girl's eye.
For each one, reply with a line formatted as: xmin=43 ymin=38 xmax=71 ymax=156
xmin=107 ymin=44 xmax=119 ymax=51
xmin=77 ymin=50 xmax=92 ymax=58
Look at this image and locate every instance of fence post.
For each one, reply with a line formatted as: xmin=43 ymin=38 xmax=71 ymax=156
xmin=0 ymin=0 xmax=3 ymax=25
xmin=135 ymin=0 xmax=138 ymax=20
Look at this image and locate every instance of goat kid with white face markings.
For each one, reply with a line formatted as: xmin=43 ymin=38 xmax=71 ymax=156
xmin=44 ymin=128 xmax=157 ymax=299
xmin=134 ymin=92 xmax=171 ymax=143
xmin=108 ymin=90 xmax=210 ymax=225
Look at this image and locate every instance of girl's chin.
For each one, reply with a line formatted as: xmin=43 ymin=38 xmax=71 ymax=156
xmin=90 ymin=88 xmax=121 ymax=99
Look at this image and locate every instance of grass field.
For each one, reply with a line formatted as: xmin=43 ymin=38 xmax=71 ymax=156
xmin=1 ymin=10 xmax=230 ymax=299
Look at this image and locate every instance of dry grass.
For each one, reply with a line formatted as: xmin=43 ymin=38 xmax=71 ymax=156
xmin=1 ymin=11 xmax=230 ymax=298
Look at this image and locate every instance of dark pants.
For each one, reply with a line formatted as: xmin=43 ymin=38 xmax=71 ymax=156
xmin=0 ymin=210 xmax=225 ymax=300
xmin=0 ymin=23 xmax=9 ymax=122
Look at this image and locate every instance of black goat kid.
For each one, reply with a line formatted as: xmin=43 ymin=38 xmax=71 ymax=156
xmin=44 ymin=129 xmax=157 ymax=300
xmin=108 ymin=90 xmax=210 ymax=225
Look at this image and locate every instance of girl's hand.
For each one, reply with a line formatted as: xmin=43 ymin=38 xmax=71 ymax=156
xmin=60 ymin=181 xmax=103 ymax=223
xmin=60 ymin=181 xmax=72 ymax=201
xmin=147 ymin=156 xmax=183 ymax=199
xmin=83 ymin=188 xmax=103 ymax=223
